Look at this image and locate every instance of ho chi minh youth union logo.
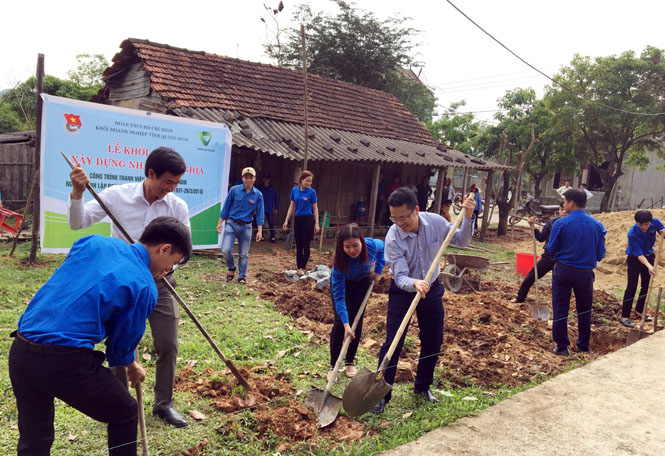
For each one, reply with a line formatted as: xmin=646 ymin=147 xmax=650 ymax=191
xmin=64 ymin=113 xmax=82 ymax=133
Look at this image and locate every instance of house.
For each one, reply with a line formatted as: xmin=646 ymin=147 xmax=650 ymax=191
xmin=543 ymin=152 xmax=665 ymax=212
xmin=92 ymin=38 xmax=509 ymax=233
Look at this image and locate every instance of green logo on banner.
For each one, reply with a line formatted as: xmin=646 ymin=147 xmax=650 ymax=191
xmin=199 ymin=131 xmax=212 ymax=146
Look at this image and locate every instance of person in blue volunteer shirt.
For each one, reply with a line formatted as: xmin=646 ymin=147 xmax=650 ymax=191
xmin=619 ymin=210 xmax=665 ymax=328
xmin=547 ymin=189 xmax=606 ymax=356
xmin=254 ymin=172 xmax=279 ymax=243
xmin=217 ymin=167 xmax=264 ymax=285
xmin=470 ymin=184 xmax=483 ymax=231
xmin=8 ymin=217 xmax=192 ymax=456
xmin=282 ymin=170 xmax=319 ymax=275
xmin=328 ymin=224 xmax=384 ymax=381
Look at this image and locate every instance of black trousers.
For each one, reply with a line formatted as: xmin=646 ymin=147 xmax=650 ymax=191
xmin=113 ymin=275 xmax=178 ymax=412
xmin=552 ymin=265 xmax=594 ymax=352
xmin=294 ymin=214 xmax=314 ymax=269
xmin=377 ymin=279 xmax=444 ymax=402
xmin=473 ymin=210 xmax=480 ymax=231
xmin=329 ymin=275 xmax=372 ymax=367
xmin=621 ymin=254 xmax=655 ymax=318
xmin=516 ymin=253 xmax=557 ymax=302
xmin=9 ymin=335 xmax=137 ymax=456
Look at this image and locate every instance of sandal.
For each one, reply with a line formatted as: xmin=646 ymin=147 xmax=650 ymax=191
xmin=345 ymin=364 xmax=357 ymax=378
xmin=226 ymin=271 xmax=235 ymax=282
xmin=619 ymin=317 xmax=635 ymax=328
xmin=237 ymin=278 xmax=246 ymax=285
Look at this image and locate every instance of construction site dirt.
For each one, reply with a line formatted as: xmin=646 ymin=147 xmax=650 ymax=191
xmin=185 ymin=227 xmax=633 ymax=447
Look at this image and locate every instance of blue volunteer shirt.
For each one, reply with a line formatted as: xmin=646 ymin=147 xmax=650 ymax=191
xmin=17 ymin=235 xmax=158 ymax=367
xmin=255 ymin=184 xmax=279 ymax=213
xmin=547 ymin=209 xmax=606 ymax=269
xmin=331 ymin=238 xmax=385 ymax=324
xmin=290 ymin=186 xmax=317 ymax=216
xmin=625 ymin=218 xmax=665 ymax=257
xmin=474 ymin=192 xmax=482 ymax=211
xmin=220 ymin=184 xmax=265 ymax=225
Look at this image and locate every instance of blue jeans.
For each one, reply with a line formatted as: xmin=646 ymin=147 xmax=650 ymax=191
xmin=221 ymin=221 xmax=252 ymax=280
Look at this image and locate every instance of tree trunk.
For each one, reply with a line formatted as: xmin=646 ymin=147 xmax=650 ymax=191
xmin=533 ymin=174 xmax=544 ymax=199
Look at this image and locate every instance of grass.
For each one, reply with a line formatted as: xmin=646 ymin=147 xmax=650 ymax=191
xmin=0 ymin=239 xmax=546 ymax=455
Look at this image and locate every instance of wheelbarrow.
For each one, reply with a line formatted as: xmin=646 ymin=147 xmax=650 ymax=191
xmin=440 ymin=254 xmax=508 ymax=293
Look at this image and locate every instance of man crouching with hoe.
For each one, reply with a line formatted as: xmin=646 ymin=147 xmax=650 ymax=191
xmin=8 ymin=217 xmax=191 ymax=456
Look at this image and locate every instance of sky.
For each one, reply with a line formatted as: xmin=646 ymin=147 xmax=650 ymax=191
xmin=2 ymin=0 xmax=664 ymax=123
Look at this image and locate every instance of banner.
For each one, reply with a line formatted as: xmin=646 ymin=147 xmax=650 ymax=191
xmin=40 ymin=94 xmax=231 ymax=253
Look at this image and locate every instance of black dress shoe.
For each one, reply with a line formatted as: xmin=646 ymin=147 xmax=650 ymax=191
xmin=619 ymin=318 xmax=635 ymax=328
xmin=153 ymin=408 xmax=188 ymax=428
xmin=414 ymin=389 xmax=440 ymax=403
xmin=635 ymin=312 xmax=653 ymax=322
xmin=371 ymin=398 xmax=386 ymax=414
xmin=553 ymin=347 xmax=569 ymax=357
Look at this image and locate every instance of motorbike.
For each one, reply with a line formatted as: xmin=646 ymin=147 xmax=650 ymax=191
xmin=452 ymin=192 xmax=487 ymax=216
xmin=509 ymin=194 xmax=559 ymax=225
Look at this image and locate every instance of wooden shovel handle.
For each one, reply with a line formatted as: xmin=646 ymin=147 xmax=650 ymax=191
xmin=377 ymin=198 xmax=471 ymax=377
xmin=531 ymin=224 xmax=540 ymax=305
xmin=638 ymin=237 xmax=664 ymax=332
xmin=134 ymin=349 xmax=149 ymax=456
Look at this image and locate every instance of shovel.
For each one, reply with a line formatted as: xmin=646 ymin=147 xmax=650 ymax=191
xmin=342 ymin=204 xmax=469 ymax=417
xmin=529 ymin=224 xmax=550 ymax=321
xmin=305 ymin=281 xmax=374 ymax=427
xmin=134 ymin=348 xmax=149 ymax=456
xmin=61 ymin=152 xmax=252 ymax=390
xmin=627 ymin=237 xmax=663 ymax=345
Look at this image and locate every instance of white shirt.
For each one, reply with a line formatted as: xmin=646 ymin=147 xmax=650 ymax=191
xmin=68 ymin=181 xmax=190 ymax=243
xmin=583 ymin=189 xmax=593 ymax=200
xmin=556 ymin=186 xmax=571 ymax=197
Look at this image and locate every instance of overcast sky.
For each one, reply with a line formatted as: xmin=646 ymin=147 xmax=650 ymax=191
xmin=2 ymin=0 xmax=663 ymax=122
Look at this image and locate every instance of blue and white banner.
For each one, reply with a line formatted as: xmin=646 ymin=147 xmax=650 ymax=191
xmin=40 ymin=94 xmax=231 ymax=252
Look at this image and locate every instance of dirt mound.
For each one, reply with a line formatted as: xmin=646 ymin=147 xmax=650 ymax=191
xmin=249 ymin=254 xmax=627 ymax=388
xmin=175 ymin=365 xmax=370 ymax=448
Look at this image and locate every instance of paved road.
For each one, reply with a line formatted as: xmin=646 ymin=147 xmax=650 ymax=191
xmin=381 ymin=330 xmax=665 ymax=456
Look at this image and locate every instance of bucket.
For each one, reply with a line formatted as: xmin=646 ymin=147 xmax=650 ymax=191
xmin=515 ymin=252 xmax=539 ymax=277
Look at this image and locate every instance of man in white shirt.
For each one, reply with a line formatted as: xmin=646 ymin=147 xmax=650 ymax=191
xmin=556 ymin=180 xmax=572 ymax=197
xmin=580 ymin=183 xmax=593 ymax=200
xmin=68 ymin=146 xmax=191 ymax=428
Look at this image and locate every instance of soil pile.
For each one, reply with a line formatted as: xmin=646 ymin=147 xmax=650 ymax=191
xmin=175 ymin=365 xmax=370 ymax=448
xmin=250 ymin=263 xmax=627 ymax=388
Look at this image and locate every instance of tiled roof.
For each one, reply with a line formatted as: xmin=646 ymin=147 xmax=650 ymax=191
xmin=97 ymin=38 xmax=509 ymax=170
xmin=112 ymin=39 xmax=437 ymax=146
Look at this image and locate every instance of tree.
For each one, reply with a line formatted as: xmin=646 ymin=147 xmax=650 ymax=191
xmin=265 ymin=0 xmax=436 ymax=121
xmin=427 ymin=101 xmax=482 ymax=155
xmin=545 ymin=47 xmax=665 ymax=211
xmin=475 ymin=89 xmax=541 ymax=235
xmin=0 ymin=53 xmax=109 ymax=132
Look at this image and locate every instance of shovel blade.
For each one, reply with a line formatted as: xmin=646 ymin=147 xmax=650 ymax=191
xmin=342 ymin=367 xmax=392 ymax=417
xmin=305 ymin=386 xmax=326 ymax=412
xmin=317 ymin=393 xmax=342 ymax=428
xmin=537 ymin=304 xmax=550 ymax=321
xmin=527 ymin=303 xmax=540 ymax=319
xmin=626 ymin=329 xmax=650 ymax=346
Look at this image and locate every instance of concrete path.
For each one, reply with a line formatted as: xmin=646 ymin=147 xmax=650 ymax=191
xmin=381 ymin=330 xmax=665 ymax=456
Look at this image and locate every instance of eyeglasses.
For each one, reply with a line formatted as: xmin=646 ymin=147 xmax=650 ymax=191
xmin=389 ymin=208 xmax=415 ymax=223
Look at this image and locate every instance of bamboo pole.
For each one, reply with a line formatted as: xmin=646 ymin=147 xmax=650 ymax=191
xmin=319 ymin=211 xmax=327 ymax=251
xmin=29 ymin=54 xmax=44 ymax=265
